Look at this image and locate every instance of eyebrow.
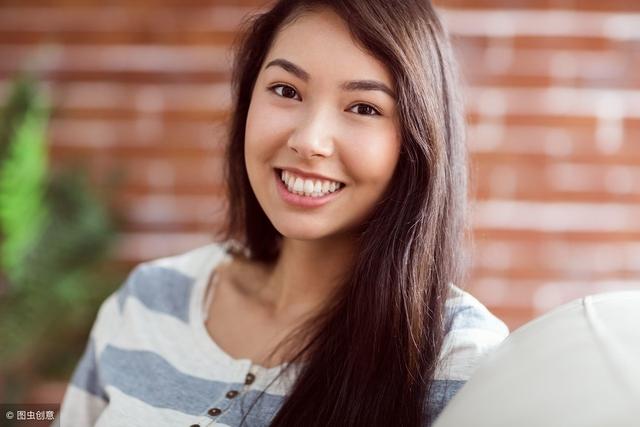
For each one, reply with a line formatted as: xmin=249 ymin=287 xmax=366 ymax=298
xmin=264 ymin=58 xmax=396 ymax=100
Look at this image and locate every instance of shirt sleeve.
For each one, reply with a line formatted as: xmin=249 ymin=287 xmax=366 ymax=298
xmin=426 ymin=285 xmax=509 ymax=423
xmin=53 ymin=270 xmax=132 ymax=427
xmin=437 ymin=285 xmax=509 ymax=381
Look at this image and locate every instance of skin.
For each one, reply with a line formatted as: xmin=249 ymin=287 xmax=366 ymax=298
xmin=206 ymin=7 xmax=401 ymax=366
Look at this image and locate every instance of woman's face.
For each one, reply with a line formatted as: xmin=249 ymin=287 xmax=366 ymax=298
xmin=245 ymin=8 xmax=401 ymax=241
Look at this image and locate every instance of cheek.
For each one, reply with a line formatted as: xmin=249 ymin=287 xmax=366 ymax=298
xmin=245 ymin=98 xmax=295 ymax=161
xmin=244 ymin=102 xmax=264 ymax=157
xmin=244 ymin=102 xmax=269 ymax=185
xmin=245 ymin=115 xmax=274 ymax=175
xmin=343 ymin=128 xmax=400 ymax=187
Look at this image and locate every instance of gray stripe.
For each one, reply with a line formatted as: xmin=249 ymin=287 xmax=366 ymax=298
xmin=98 ymin=345 xmax=464 ymax=425
xmin=216 ymin=388 xmax=285 ymax=426
xmin=446 ymin=302 xmax=505 ymax=332
xmin=427 ymin=379 xmax=466 ymax=425
xmin=100 ymin=345 xmax=284 ymax=419
xmin=116 ymin=264 xmax=194 ymax=323
xmin=224 ymin=379 xmax=465 ymax=426
xmin=70 ymin=337 xmax=109 ymax=402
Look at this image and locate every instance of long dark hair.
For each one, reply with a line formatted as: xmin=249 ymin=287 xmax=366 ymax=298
xmin=221 ymin=0 xmax=467 ymax=425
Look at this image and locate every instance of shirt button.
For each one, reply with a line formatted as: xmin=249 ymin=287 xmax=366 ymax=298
xmin=226 ymin=390 xmax=239 ymax=399
xmin=245 ymin=373 xmax=256 ymax=385
xmin=208 ymin=407 xmax=222 ymax=416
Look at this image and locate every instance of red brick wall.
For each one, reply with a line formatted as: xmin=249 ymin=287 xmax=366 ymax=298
xmin=437 ymin=1 xmax=640 ymax=327
xmin=1 ymin=0 xmax=638 ymax=330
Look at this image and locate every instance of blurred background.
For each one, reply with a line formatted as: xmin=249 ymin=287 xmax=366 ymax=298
xmin=0 ymin=0 xmax=638 ymax=410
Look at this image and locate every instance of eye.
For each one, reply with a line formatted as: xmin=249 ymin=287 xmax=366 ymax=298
xmin=269 ymin=84 xmax=301 ymax=101
xmin=348 ymin=103 xmax=381 ymax=116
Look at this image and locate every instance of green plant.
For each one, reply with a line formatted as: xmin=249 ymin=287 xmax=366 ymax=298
xmin=0 ymin=76 xmax=48 ymax=287
xmin=0 ymin=75 xmax=123 ymax=402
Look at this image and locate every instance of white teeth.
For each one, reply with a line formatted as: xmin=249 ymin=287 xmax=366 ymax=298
xmin=279 ymin=169 xmax=343 ymax=197
xmin=303 ymin=180 xmax=314 ymax=194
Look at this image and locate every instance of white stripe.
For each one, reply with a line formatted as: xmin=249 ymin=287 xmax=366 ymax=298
xmin=111 ymin=296 xmax=252 ymax=383
xmin=437 ymin=329 xmax=508 ymax=381
xmin=111 ymin=296 xmax=292 ymax=395
xmin=94 ymin=386 xmax=211 ymax=427
xmin=92 ymin=293 xmax=124 ymax=355
xmin=438 ymin=286 xmax=509 ymax=380
xmin=57 ymin=385 xmax=108 ymax=427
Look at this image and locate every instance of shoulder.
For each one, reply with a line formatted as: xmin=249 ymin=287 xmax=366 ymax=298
xmin=114 ymin=242 xmax=230 ymax=320
xmin=436 ymin=285 xmax=509 ymax=381
xmin=82 ymin=241 xmax=231 ymax=364
xmin=140 ymin=241 xmax=230 ymax=277
xmin=426 ymin=286 xmax=508 ymax=420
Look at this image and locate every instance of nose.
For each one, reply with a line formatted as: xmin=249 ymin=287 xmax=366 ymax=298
xmin=287 ymin=107 xmax=335 ymax=159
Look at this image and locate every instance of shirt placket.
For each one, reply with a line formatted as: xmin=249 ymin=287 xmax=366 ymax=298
xmin=188 ymin=368 xmax=258 ymax=427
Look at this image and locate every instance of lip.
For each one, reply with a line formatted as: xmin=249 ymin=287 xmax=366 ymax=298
xmin=276 ymin=166 xmax=344 ymax=184
xmin=274 ymin=169 xmax=344 ymax=208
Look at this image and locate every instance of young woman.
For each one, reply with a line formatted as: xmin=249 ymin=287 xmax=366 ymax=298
xmin=56 ymin=1 xmax=508 ymax=426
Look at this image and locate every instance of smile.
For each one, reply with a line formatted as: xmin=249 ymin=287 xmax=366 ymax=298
xmin=279 ymin=169 xmax=344 ymax=197
xmin=274 ymin=169 xmax=345 ymax=208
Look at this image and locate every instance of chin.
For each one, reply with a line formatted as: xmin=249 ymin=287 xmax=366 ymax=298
xmin=269 ymin=218 xmax=334 ymax=242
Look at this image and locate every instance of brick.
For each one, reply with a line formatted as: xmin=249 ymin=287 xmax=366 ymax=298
xmin=472 ymin=228 xmax=640 ymax=243
xmin=114 ymin=193 xmax=225 ymax=228
xmin=45 ymin=82 xmax=232 ymax=114
xmin=0 ymin=5 xmax=257 ymax=33
xmin=466 ymin=275 xmax=640 ymax=330
xmin=467 ymin=125 xmax=640 ymax=162
xmin=436 ymin=0 xmax=640 ymax=12
xmin=467 ymin=112 xmax=597 ymax=128
xmin=466 ymin=87 xmax=640 ymax=119
xmin=509 ymin=36 xmax=627 ymax=51
xmin=48 ymin=117 xmax=228 ymax=150
xmin=105 ymin=157 xmax=223 ymax=190
xmin=0 ymin=29 xmax=238 ymax=47
xmin=0 ymin=79 xmax=231 ymax=124
xmin=50 ymin=144 xmax=226 ymax=193
xmin=471 ymin=238 xmax=640 ymax=277
xmin=0 ymin=44 xmax=231 ymax=75
xmin=458 ymin=48 xmax=635 ymax=88
xmin=471 ymin=156 xmax=640 ymax=202
xmin=113 ymin=231 xmax=218 ymax=263
xmin=440 ymin=9 xmax=640 ymax=40
xmin=472 ymin=200 xmax=640 ymax=232
xmin=1 ymin=0 xmax=638 ymax=332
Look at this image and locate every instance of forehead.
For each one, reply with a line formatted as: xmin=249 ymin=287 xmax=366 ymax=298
xmin=264 ymin=8 xmax=394 ymax=88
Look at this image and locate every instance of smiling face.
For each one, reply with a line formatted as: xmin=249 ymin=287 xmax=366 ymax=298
xmin=244 ymin=7 xmax=401 ymax=241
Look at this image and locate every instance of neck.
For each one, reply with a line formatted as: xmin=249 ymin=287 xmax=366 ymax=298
xmin=259 ymin=235 xmax=356 ymax=320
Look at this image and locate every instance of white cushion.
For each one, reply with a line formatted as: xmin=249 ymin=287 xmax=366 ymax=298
xmin=433 ymin=290 xmax=640 ymax=427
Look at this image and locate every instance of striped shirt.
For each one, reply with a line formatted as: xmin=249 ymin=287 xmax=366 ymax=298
xmin=54 ymin=242 xmax=508 ymax=426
